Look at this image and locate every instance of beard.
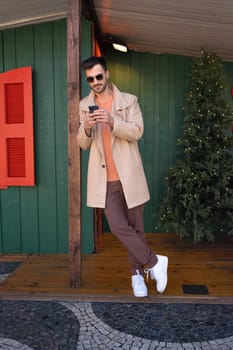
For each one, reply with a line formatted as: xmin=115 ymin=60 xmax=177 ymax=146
xmin=92 ymin=81 xmax=108 ymax=94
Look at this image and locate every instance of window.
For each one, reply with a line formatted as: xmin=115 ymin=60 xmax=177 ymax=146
xmin=0 ymin=67 xmax=34 ymax=188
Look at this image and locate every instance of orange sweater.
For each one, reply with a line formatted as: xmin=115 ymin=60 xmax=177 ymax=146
xmin=95 ymin=95 xmax=119 ymax=182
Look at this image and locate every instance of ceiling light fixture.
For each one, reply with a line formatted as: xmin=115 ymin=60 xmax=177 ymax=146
xmin=112 ymin=42 xmax=128 ymax=53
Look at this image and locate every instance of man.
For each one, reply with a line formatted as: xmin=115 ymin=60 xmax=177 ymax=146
xmin=78 ymin=56 xmax=168 ymax=297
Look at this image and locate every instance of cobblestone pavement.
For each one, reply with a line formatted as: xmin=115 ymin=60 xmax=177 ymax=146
xmin=0 ymin=262 xmax=232 ymax=350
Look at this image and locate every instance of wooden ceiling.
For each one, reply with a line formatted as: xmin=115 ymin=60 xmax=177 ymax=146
xmin=0 ymin=0 xmax=233 ymax=61
xmin=93 ymin=0 xmax=233 ymax=61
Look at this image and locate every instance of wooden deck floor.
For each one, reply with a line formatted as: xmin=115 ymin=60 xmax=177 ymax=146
xmin=0 ymin=233 xmax=232 ymax=304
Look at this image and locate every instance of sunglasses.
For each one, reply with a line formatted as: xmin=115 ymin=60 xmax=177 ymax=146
xmin=86 ymin=73 xmax=104 ymax=83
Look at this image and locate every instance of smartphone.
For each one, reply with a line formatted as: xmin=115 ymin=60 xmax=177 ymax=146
xmin=88 ymin=105 xmax=99 ymax=112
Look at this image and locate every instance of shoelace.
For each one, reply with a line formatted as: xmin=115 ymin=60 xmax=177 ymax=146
xmin=144 ymin=268 xmax=155 ymax=281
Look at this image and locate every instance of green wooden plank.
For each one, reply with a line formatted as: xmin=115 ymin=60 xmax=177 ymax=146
xmin=3 ymin=29 xmax=16 ymax=70
xmin=15 ymin=25 xmax=40 ymax=253
xmin=19 ymin=189 xmax=39 ymax=253
xmin=115 ymin=52 xmax=131 ymax=92
xmin=34 ymin=22 xmax=58 ymax=253
xmin=151 ymin=54 xmax=161 ymax=229
xmin=138 ymin=53 xmax=155 ymax=231
xmin=168 ymin=55 xmax=176 ymax=166
xmin=224 ymin=62 xmax=233 ymax=105
xmin=129 ymin=51 xmax=140 ymax=97
xmin=1 ymin=29 xmax=22 ymax=252
xmin=158 ymin=55 xmax=170 ymax=208
xmin=1 ymin=188 xmax=21 ymax=252
xmin=107 ymin=49 xmax=117 ymax=83
xmin=16 ymin=26 xmax=34 ymax=67
xmin=81 ymin=17 xmax=94 ymax=253
xmin=53 ymin=20 xmax=68 ymax=253
xmin=139 ymin=53 xmax=155 ymax=176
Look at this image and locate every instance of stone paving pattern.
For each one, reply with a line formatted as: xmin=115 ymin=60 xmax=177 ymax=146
xmin=0 ymin=262 xmax=232 ymax=349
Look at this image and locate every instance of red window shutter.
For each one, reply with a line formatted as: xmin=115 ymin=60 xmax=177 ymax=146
xmin=0 ymin=67 xmax=35 ymax=188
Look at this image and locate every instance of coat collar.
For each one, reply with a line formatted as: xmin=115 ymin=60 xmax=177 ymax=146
xmin=81 ymin=83 xmax=129 ymax=111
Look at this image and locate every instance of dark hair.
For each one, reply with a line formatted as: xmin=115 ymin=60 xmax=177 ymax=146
xmin=82 ymin=56 xmax=107 ymax=71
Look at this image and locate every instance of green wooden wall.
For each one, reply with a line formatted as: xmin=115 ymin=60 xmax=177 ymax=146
xmin=80 ymin=21 xmax=95 ymax=254
xmin=0 ymin=20 xmax=68 ymax=254
xmin=0 ymin=18 xmax=94 ymax=254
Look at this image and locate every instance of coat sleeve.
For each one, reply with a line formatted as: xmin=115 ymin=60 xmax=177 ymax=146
xmin=112 ymin=95 xmax=144 ymax=142
xmin=77 ymin=109 xmax=93 ymax=150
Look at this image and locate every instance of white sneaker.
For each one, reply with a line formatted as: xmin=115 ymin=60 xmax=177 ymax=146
xmin=145 ymin=255 xmax=168 ymax=293
xmin=131 ymin=270 xmax=148 ymax=297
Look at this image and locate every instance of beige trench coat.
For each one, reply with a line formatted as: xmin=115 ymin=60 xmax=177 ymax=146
xmin=77 ymin=83 xmax=150 ymax=209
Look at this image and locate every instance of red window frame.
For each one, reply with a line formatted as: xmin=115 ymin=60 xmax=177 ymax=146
xmin=0 ymin=66 xmax=35 ymax=189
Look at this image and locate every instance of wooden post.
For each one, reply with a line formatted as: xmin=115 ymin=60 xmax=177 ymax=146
xmin=67 ymin=0 xmax=82 ymax=288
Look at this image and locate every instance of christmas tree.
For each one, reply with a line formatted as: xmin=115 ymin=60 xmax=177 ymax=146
xmin=159 ymin=49 xmax=233 ymax=242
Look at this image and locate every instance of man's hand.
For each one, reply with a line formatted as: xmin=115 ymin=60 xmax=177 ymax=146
xmin=84 ymin=109 xmax=114 ymax=136
xmin=94 ymin=109 xmax=114 ymax=129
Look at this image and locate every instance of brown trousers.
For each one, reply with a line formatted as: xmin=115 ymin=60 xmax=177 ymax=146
xmin=104 ymin=181 xmax=157 ymax=275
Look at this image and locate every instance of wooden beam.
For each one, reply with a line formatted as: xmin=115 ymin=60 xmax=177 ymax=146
xmin=67 ymin=0 xmax=82 ymax=288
